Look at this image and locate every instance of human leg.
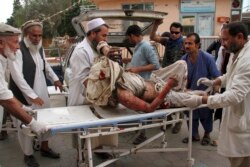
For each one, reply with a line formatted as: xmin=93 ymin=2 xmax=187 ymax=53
xmin=17 ymin=120 xmax=39 ymax=167
xmin=200 ymin=110 xmax=213 ymax=146
xmin=40 ymin=140 xmax=60 ymax=159
xmin=172 ymin=112 xmax=184 ymax=134
xmin=182 ymin=118 xmax=200 ymax=143
xmin=0 ymin=109 xmax=9 ymax=140
xmin=229 ymin=156 xmax=250 ymax=167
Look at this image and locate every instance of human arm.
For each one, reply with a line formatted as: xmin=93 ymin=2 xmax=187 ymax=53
xmin=206 ymin=41 xmax=216 ymax=54
xmin=8 ymin=51 xmax=43 ymax=106
xmin=127 ymin=41 xmax=160 ymax=73
xmin=0 ymin=98 xmax=47 ymax=135
xmin=70 ymin=44 xmax=92 ymax=89
xmin=202 ymin=60 xmax=250 ymax=109
xmin=41 ymin=49 xmax=64 ymax=92
xmin=150 ymin=19 xmax=168 ymax=45
xmin=126 ymin=64 xmax=155 ymax=73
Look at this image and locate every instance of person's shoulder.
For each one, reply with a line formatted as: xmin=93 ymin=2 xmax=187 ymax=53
xmin=200 ymin=50 xmax=214 ymax=58
xmin=141 ymin=40 xmax=151 ymax=45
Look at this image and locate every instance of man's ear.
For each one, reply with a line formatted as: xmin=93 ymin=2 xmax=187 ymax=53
xmin=0 ymin=39 xmax=5 ymax=49
xmin=236 ymin=32 xmax=244 ymax=40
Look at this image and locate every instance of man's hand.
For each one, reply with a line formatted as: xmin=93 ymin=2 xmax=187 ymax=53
xmin=22 ymin=105 xmax=36 ymax=115
xmin=182 ymin=95 xmax=203 ymax=108
xmin=28 ymin=118 xmax=48 ymax=136
xmin=126 ymin=67 xmax=139 ymax=73
xmin=29 ymin=97 xmax=44 ymax=106
xmin=197 ymin=77 xmax=214 ymax=93
xmin=154 ymin=19 xmax=163 ymax=26
xmin=54 ymin=80 xmax=64 ymax=92
xmin=197 ymin=78 xmax=214 ymax=87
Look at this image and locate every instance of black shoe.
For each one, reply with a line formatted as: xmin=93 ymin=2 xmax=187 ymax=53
xmin=0 ymin=131 xmax=8 ymax=140
xmin=24 ymin=155 xmax=40 ymax=167
xmin=40 ymin=148 xmax=60 ymax=159
xmin=172 ymin=122 xmax=182 ymax=134
xmin=182 ymin=137 xmax=200 ymax=144
xmin=133 ymin=133 xmax=147 ymax=145
xmin=94 ymin=152 xmax=113 ymax=160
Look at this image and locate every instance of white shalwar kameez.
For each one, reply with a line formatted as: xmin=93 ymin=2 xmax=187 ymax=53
xmin=68 ymin=38 xmax=99 ymax=106
xmin=8 ymin=40 xmax=59 ymax=156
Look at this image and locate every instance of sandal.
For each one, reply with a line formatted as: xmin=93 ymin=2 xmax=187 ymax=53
xmin=201 ymin=136 xmax=211 ymax=146
xmin=182 ymin=136 xmax=200 ymax=143
xmin=133 ymin=134 xmax=147 ymax=145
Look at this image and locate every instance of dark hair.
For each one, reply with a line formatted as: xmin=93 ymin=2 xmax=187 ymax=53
xmin=186 ymin=32 xmax=200 ymax=44
xmin=161 ymin=31 xmax=171 ymax=38
xmin=170 ymin=22 xmax=183 ymax=32
xmin=86 ymin=24 xmax=109 ymax=36
xmin=223 ymin=22 xmax=248 ymax=40
xmin=125 ymin=25 xmax=142 ymax=36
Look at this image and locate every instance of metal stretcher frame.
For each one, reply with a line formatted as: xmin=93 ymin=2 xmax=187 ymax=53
xmin=36 ymin=104 xmax=200 ymax=167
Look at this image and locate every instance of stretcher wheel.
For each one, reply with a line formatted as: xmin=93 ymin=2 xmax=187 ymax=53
xmin=33 ymin=136 xmax=41 ymax=151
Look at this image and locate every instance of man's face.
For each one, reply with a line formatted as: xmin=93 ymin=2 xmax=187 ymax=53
xmin=170 ymin=26 xmax=182 ymax=40
xmin=27 ymin=26 xmax=42 ymax=45
xmin=184 ymin=36 xmax=199 ymax=54
xmin=0 ymin=36 xmax=20 ymax=60
xmin=220 ymin=28 xmax=242 ymax=53
xmin=126 ymin=35 xmax=136 ymax=44
xmin=93 ymin=26 xmax=109 ymax=42
xmin=92 ymin=26 xmax=109 ymax=49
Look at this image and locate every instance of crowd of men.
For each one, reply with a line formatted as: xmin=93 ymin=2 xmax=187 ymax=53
xmin=0 ymin=17 xmax=249 ymax=167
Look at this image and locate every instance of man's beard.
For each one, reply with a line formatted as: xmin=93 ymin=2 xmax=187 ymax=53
xmin=4 ymin=46 xmax=16 ymax=61
xmin=227 ymin=43 xmax=241 ymax=54
xmin=24 ymin=37 xmax=42 ymax=53
xmin=91 ymin=39 xmax=98 ymax=51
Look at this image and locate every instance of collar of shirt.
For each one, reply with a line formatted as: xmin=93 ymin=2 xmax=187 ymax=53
xmin=0 ymin=54 xmax=8 ymax=63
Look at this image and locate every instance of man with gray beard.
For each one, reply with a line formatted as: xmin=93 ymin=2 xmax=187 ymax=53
xmin=8 ymin=20 xmax=63 ymax=167
xmin=0 ymin=23 xmax=47 ymax=139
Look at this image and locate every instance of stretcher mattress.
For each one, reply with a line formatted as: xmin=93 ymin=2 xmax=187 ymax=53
xmin=36 ymin=105 xmax=189 ymax=134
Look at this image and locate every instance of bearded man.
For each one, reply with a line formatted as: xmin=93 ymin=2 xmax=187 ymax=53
xmin=8 ymin=20 xmax=63 ymax=167
xmin=67 ymin=18 xmax=110 ymax=106
xmin=0 ymin=23 xmax=47 ymax=140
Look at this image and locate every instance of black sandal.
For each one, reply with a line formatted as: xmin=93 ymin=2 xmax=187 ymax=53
xmin=201 ymin=136 xmax=211 ymax=146
xmin=133 ymin=134 xmax=147 ymax=145
xmin=182 ymin=136 xmax=200 ymax=143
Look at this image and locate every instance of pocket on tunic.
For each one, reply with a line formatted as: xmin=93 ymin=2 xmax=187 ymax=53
xmin=228 ymin=111 xmax=250 ymax=132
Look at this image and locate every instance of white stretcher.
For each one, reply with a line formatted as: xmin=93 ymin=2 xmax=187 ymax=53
xmin=36 ymin=104 xmax=199 ymax=167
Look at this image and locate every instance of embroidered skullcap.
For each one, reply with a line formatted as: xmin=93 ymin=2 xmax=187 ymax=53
xmin=21 ymin=20 xmax=43 ymax=33
xmin=0 ymin=23 xmax=21 ymax=36
xmin=87 ymin=18 xmax=106 ymax=32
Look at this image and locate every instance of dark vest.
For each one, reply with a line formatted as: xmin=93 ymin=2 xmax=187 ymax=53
xmin=9 ymin=40 xmax=45 ymax=105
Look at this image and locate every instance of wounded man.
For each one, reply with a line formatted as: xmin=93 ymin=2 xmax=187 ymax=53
xmin=85 ymin=41 xmax=204 ymax=113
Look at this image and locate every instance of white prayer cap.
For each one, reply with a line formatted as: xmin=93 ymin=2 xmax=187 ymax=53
xmin=0 ymin=23 xmax=21 ymax=36
xmin=87 ymin=18 xmax=106 ymax=32
xmin=21 ymin=20 xmax=43 ymax=33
